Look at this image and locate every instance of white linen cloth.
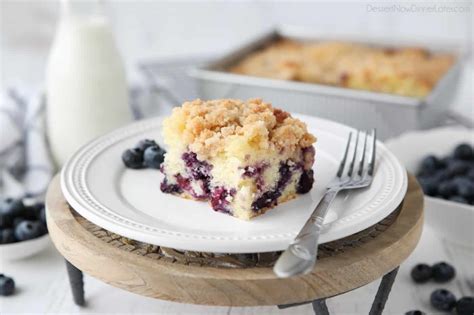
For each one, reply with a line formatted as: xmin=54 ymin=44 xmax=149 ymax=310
xmin=0 ymin=85 xmax=151 ymax=199
xmin=0 ymin=87 xmax=53 ymax=199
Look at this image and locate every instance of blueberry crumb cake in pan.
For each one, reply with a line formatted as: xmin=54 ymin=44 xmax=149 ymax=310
xmin=230 ymin=39 xmax=454 ymax=98
xmin=160 ymin=98 xmax=316 ymax=220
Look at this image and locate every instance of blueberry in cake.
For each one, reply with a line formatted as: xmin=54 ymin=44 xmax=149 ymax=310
xmin=160 ymin=98 xmax=316 ymax=220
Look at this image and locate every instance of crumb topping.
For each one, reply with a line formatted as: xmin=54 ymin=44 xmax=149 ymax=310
xmin=163 ymin=98 xmax=316 ymax=160
xmin=230 ymin=39 xmax=454 ymax=98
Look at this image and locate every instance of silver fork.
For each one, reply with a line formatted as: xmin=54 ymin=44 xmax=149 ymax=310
xmin=273 ymin=129 xmax=377 ymax=278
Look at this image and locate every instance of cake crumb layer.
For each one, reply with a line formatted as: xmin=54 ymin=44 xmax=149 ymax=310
xmin=163 ymin=98 xmax=316 ymax=161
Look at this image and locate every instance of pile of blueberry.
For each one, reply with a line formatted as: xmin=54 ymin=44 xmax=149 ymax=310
xmin=122 ymin=139 xmax=166 ymax=170
xmin=405 ymin=262 xmax=474 ymax=315
xmin=0 ymin=198 xmax=47 ymax=244
xmin=0 ymin=274 xmax=15 ymax=296
xmin=417 ymin=143 xmax=474 ymax=205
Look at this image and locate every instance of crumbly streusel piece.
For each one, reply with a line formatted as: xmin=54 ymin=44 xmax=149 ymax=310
xmin=160 ymin=98 xmax=316 ymax=220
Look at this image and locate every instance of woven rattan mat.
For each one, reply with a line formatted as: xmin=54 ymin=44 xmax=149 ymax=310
xmin=70 ymin=203 xmax=401 ymax=269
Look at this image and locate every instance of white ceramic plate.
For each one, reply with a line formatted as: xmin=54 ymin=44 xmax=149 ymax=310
xmin=386 ymin=126 xmax=474 ymax=245
xmin=61 ymin=114 xmax=407 ymax=253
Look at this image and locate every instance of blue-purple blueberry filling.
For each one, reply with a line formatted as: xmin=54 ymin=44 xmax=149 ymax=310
xmin=210 ymin=187 xmax=236 ymax=214
xmin=181 ymin=152 xmax=212 ymax=199
xmin=160 ymin=178 xmax=182 ymax=194
xmin=243 ymin=163 xmax=268 ymax=191
xmin=251 ymin=162 xmax=294 ymax=211
xmin=297 ymin=169 xmax=314 ymax=194
xmin=161 ymin=147 xmax=315 ymax=214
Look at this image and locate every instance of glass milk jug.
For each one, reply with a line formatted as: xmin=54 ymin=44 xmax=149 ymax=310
xmin=46 ymin=0 xmax=132 ymax=167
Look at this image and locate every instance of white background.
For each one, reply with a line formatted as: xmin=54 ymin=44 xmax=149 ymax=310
xmin=1 ymin=0 xmax=473 ymax=117
xmin=1 ymin=1 xmax=473 ymax=314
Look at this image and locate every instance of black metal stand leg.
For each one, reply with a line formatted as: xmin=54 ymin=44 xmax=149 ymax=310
xmin=312 ymin=299 xmax=329 ymax=315
xmin=65 ymin=260 xmax=85 ymax=306
xmin=278 ymin=298 xmax=329 ymax=314
xmin=276 ymin=267 xmax=399 ymax=314
xmin=277 ymin=301 xmax=309 ymax=309
xmin=369 ymin=267 xmax=399 ymax=315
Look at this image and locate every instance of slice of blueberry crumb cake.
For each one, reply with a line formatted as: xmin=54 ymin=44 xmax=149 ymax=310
xmin=160 ymin=98 xmax=316 ymax=220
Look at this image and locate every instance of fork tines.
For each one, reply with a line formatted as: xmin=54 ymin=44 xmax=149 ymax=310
xmin=337 ymin=129 xmax=377 ymax=179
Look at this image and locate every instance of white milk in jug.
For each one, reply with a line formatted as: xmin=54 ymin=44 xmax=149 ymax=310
xmin=46 ymin=0 xmax=131 ymax=166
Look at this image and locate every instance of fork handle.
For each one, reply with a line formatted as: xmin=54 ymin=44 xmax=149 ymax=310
xmin=273 ymin=189 xmax=339 ymax=277
xmin=295 ymin=189 xmax=339 ymax=253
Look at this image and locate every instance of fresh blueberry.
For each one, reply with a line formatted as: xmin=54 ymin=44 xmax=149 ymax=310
xmin=404 ymin=311 xmax=425 ymax=315
xmin=0 ymin=274 xmax=15 ymax=296
xmin=410 ymin=263 xmax=432 ymax=283
xmin=419 ymin=155 xmax=441 ymax=173
xmin=453 ymin=178 xmax=474 ymax=201
xmin=23 ymin=205 xmax=38 ymax=220
xmin=417 ymin=177 xmax=438 ymax=196
xmin=12 ymin=217 xmax=24 ymax=228
xmin=32 ymin=202 xmax=45 ymax=220
xmin=467 ymin=168 xmax=474 ymax=181
xmin=39 ymin=207 xmax=47 ymax=225
xmin=431 ymin=289 xmax=457 ymax=311
xmin=33 ymin=202 xmax=45 ymax=211
xmin=0 ymin=198 xmax=26 ymax=228
xmin=456 ymin=296 xmax=474 ymax=315
xmin=14 ymin=220 xmax=46 ymax=241
xmin=432 ymin=262 xmax=456 ymax=283
xmin=440 ymin=156 xmax=455 ymax=168
xmin=438 ymin=181 xmax=456 ymax=198
xmin=0 ymin=228 xmax=16 ymax=244
xmin=143 ymin=145 xmax=165 ymax=169
xmin=0 ymin=210 xmax=13 ymax=228
xmin=0 ymin=198 xmax=25 ymax=219
xmin=447 ymin=160 xmax=469 ymax=178
xmin=122 ymin=148 xmax=144 ymax=169
xmin=453 ymin=143 xmax=473 ymax=160
xmin=135 ymin=139 xmax=157 ymax=152
xmin=452 ymin=176 xmax=472 ymax=187
xmin=433 ymin=169 xmax=451 ymax=181
xmin=435 ymin=173 xmax=451 ymax=184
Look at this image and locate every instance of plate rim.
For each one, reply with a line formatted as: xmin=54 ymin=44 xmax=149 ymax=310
xmin=61 ymin=114 xmax=408 ymax=253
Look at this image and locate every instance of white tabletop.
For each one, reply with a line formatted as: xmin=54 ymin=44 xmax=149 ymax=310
xmin=2 ymin=222 xmax=473 ymax=315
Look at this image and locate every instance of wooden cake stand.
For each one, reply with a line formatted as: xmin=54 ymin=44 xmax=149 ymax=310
xmin=46 ymin=174 xmax=423 ymax=315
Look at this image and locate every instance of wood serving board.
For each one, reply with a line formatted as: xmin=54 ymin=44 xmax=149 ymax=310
xmin=46 ymin=174 xmax=423 ymax=306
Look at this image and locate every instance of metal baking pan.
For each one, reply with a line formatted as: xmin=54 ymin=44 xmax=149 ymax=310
xmin=190 ymin=26 xmax=466 ymax=139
